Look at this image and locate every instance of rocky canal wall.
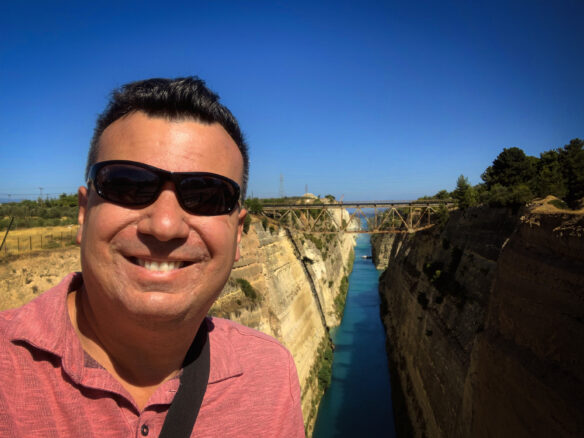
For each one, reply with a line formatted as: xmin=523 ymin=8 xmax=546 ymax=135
xmin=211 ymin=216 xmax=356 ymax=434
xmin=1 ymin=213 xmax=357 ymax=436
xmin=373 ymin=204 xmax=584 ymax=437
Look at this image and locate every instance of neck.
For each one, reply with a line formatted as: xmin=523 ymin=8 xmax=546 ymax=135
xmin=67 ymin=288 xmax=204 ymax=407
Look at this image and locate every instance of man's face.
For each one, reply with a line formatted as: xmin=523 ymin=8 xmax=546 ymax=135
xmin=77 ymin=111 xmax=246 ymax=326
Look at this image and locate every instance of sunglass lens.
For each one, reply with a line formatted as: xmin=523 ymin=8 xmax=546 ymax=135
xmin=96 ymin=164 xmax=160 ymax=205
xmin=180 ymin=176 xmax=237 ymax=215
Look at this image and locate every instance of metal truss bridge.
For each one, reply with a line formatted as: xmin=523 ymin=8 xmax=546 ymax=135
xmin=261 ymin=201 xmax=455 ymax=234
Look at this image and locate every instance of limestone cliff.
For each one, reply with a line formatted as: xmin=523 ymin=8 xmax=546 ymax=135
xmin=210 ymin=215 xmax=356 ymax=435
xmin=1 ymin=213 xmax=356 ymax=436
xmin=371 ymin=233 xmax=401 ymax=270
xmin=375 ymin=204 xmax=584 ymax=437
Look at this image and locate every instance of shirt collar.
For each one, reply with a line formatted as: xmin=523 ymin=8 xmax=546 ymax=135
xmin=7 ymin=272 xmax=82 ymax=355
xmin=7 ymin=272 xmax=244 ymax=384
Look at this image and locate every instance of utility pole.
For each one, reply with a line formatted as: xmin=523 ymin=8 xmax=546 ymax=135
xmin=279 ymin=174 xmax=285 ymax=198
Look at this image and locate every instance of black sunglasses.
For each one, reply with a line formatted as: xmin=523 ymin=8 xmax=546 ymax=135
xmin=87 ymin=160 xmax=241 ymax=216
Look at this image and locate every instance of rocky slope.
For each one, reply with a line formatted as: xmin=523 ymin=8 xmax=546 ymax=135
xmin=374 ymin=204 xmax=584 ymax=437
xmin=0 ymin=214 xmax=356 ymax=436
xmin=211 ymin=216 xmax=355 ymax=434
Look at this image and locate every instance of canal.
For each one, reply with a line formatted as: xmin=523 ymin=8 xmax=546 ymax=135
xmin=313 ymin=234 xmax=396 ymax=437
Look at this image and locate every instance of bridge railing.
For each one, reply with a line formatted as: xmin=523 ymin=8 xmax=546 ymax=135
xmin=259 ymin=201 xmax=455 ymax=234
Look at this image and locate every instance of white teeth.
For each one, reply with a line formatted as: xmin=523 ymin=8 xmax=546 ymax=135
xmin=137 ymin=259 xmax=184 ymax=272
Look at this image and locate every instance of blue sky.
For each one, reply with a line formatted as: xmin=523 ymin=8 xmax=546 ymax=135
xmin=1 ymin=0 xmax=582 ymax=201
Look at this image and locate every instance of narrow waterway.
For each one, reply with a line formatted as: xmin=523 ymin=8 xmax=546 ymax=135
xmin=313 ymin=234 xmax=396 ymax=437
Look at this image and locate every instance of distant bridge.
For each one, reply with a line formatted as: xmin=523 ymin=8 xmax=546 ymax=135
xmin=261 ymin=200 xmax=455 ymax=234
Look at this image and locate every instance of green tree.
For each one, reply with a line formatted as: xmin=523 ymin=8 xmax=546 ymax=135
xmin=558 ymin=138 xmax=584 ymax=209
xmin=453 ymin=175 xmax=478 ymax=209
xmin=434 ymin=190 xmax=450 ymax=200
xmin=486 ymin=183 xmax=533 ymax=207
xmin=534 ymin=150 xmax=567 ymax=198
xmin=481 ymin=147 xmax=535 ymax=188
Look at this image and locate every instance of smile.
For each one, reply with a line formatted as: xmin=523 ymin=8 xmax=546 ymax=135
xmin=131 ymin=257 xmax=192 ymax=272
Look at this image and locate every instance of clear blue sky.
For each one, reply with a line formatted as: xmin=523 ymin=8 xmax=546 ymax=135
xmin=1 ymin=0 xmax=582 ymax=201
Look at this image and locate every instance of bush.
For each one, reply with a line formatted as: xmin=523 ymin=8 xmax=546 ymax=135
xmin=318 ymin=367 xmax=332 ymax=391
xmin=550 ymin=199 xmax=569 ymax=210
xmin=486 ymin=183 xmax=533 ymax=207
xmin=304 ymin=233 xmax=323 ymax=251
xmin=235 ymin=278 xmax=260 ymax=301
xmin=243 ymin=214 xmax=251 ymax=234
xmin=334 ymin=275 xmax=350 ymax=318
xmin=244 ymin=198 xmax=263 ymax=214
xmin=317 ymin=343 xmax=334 ymax=391
xmin=435 ymin=204 xmax=450 ymax=229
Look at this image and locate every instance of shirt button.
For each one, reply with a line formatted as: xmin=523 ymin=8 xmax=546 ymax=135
xmin=141 ymin=424 xmax=149 ymax=436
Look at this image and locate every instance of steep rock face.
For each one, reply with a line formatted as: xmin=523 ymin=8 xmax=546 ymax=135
xmin=1 ymin=215 xmax=356 ymax=436
xmin=211 ymin=217 xmax=356 ymax=435
xmin=375 ymin=206 xmax=584 ymax=437
xmin=470 ymin=212 xmax=584 ymax=437
xmin=371 ymin=233 xmax=400 ymax=270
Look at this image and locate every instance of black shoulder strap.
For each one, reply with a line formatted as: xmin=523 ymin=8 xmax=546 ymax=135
xmin=159 ymin=320 xmax=210 ymax=438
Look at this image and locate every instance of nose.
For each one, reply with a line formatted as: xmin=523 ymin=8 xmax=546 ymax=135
xmin=136 ymin=182 xmax=190 ymax=241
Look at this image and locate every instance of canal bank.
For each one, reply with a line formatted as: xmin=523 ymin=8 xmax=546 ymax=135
xmin=313 ymin=234 xmax=396 ymax=437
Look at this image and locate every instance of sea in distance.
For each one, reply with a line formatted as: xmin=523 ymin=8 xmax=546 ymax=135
xmin=313 ymin=233 xmax=396 ymax=437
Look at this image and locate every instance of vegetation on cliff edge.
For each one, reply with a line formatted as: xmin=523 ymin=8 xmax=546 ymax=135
xmin=334 ymin=248 xmax=355 ymax=318
xmin=423 ymin=138 xmax=584 ymax=210
xmin=303 ymin=338 xmax=335 ymax=434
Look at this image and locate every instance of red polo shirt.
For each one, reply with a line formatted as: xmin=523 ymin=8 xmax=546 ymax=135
xmin=0 ymin=273 xmax=305 ymax=437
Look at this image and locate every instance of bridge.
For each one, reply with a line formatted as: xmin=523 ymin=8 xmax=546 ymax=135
xmin=260 ymin=200 xmax=455 ymax=234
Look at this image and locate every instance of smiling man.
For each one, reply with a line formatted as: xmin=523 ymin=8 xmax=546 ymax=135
xmin=0 ymin=78 xmax=305 ymax=437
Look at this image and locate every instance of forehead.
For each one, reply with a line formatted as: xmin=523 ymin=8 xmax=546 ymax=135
xmin=96 ymin=112 xmax=244 ymax=183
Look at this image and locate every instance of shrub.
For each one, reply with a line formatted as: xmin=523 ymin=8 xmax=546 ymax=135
xmin=244 ymin=198 xmax=263 ymax=214
xmin=435 ymin=204 xmax=450 ymax=229
xmin=334 ymin=275 xmax=350 ymax=317
xmin=486 ymin=183 xmax=533 ymax=207
xmin=304 ymin=233 xmax=323 ymax=251
xmin=550 ymin=199 xmax=569 ymax=210
xmin=235 ymin=278 xmax=260 ymax=301
xmin=243 ymin=214 xmax=251 ymax=234
xmin=317 ymin=344 xmax=334 ymax=391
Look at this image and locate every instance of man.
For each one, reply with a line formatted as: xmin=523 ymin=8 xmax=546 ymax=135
xmin=0 ymin=77 xmax=305 ymax=437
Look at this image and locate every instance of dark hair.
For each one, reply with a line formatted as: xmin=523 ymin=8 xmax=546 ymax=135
xmin=86 ymin=77 xmax=249 ymax=199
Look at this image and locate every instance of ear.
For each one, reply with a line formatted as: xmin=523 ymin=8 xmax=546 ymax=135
xmin=76 ymin=186 xmax=88 ymax=245
xmin=234 ymin=208 xmax=247 ymax=261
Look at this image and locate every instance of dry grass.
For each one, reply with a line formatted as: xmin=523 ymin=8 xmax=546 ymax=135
xmin=1 ymin=225 xmax=79 ymax=256
xmin=529 ymin=196 xmax=584 ymax=215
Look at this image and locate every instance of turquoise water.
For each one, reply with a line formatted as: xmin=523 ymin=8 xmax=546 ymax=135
xmin=312 ymin=234 xmax=396 ymax=437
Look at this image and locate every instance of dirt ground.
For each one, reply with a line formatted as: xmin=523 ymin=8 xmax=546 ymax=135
xmin=0 ymin=246 xmax=80 ymax=311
